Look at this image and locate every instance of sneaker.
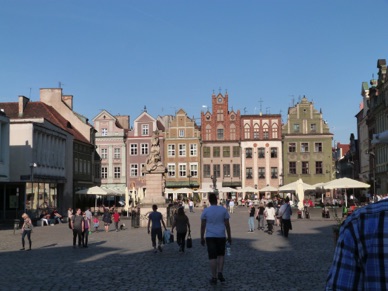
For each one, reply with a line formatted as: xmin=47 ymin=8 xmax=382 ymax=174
xmin=209 ymin=278 xmax=217 ymax=285
xmin=158 ymin=245 xmax=163 ymax=252
xmin=218 ymin=273 xmax=226 ymax=283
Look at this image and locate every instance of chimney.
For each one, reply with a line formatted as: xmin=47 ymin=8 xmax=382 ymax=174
xmin=18 ymin=95 xmax=29 ymax=117
xmin=62 ymin=95 xmax=73 ymax=110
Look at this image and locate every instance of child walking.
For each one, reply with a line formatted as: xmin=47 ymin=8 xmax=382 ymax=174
xmin=93 ymin=215 xmax=99 ymax=232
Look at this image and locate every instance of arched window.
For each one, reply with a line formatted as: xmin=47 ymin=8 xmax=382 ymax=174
xmin=244 ymin=124 xmax=250 ymax=139
xmin=253 ymin=123 xmax=260 ymax=139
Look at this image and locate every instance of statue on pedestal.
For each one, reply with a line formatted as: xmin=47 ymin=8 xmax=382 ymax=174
xmin=143 ymin=130 xmax=165 ymax=173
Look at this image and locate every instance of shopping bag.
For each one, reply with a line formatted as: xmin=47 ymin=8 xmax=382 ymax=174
xmin=186 ymin=233 xmax=192 ymax=248
xmin=163 ymin=229 xmax=171 ymax=244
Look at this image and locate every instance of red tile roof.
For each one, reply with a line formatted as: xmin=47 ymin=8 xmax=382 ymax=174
xmin=0 ymin=101 xmax=90 ymax=144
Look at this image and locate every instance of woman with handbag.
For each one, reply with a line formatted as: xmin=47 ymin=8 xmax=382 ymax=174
xmin=171 ymin=207 xmax=191 ymax=253
xmin=20 ymin=213 xmax=33 ymax=251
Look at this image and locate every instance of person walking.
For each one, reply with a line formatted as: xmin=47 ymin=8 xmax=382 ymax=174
xmin=171 ymin=207 xmax=191 ymax=253
xmin=264 ymin=202 xmax=276 ymax=235
xmin=113 ymin=210 xmax=120 ymax=232
xmin=200 ymin=193 xmax=232 ymax=285
xmin=248 ymin=204 xmax=255 ymax=232
xmin=326 ymin=198 xmax=388 ymax=290
xmin=102 ymin=208 xmax=111 ymax=232
xmin=277 ymin=197 xmax=292 ymax=237
xmin=20 ymin=213 xmax=33 ymax=251
xmin=92 ymin=215 xmax=100 ymax=232
xmin=188 ymin=199 xmax=194 ymax=213
xmin=82 ymin=212 xmax=90 ymax=248
xmin=256 ymin=203 xmax=265 ymax=230
xmin=147 ymin=204 xmax=167 ymax=253
xmin=71 ymin=208 xmax=84 ymax=248
xmin=229 ymin=199 xmax=235 ymax=214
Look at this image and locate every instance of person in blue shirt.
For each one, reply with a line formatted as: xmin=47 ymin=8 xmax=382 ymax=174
xmin=201 ymin=193 xmax=232 ymax=285
xmin=147 ymin=204 xmax=167 ymax=253
xmin=326 ymin=198 xmax=388 ymax=290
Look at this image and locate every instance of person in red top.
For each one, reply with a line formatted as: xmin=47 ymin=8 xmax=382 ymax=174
xmin=112 ymin=210 xmax=120 ymax=232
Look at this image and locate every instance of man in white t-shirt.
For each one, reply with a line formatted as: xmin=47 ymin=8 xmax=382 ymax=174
xmin=188 ymin=199 xmax=194 ymax=213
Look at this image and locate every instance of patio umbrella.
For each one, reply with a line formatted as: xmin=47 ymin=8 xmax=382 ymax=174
xmin=258 ymin=185 xmax=278 ymax=192
xmin=279 ymin=179 xmax=315 ymax=192
xmin=219 ymin=187 xmax=237 ymax=192
xmin=323 ymin=177 xmax=370 ymax=208
xmin=241 ymin=186 xmax=258 ymax=193
xmin=75 ymin=186 xmax=116 ymax=211
xmin=195 ymin=187 xmax=214 ymax=193
xmin=323 ymin=177 xmax=370 ymax=189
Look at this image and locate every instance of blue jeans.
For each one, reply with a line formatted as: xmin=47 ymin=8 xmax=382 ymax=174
xmin=248 ymin=217 xmax=255 ymax=231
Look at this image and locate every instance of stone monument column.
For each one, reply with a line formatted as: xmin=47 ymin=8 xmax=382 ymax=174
xmin=139 ymin=130 xmax=167 ymax=227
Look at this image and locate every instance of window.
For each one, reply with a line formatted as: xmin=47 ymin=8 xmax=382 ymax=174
xmin=301 ymin=142 xmax=309 ymax=153
xmin=310 ymin=123 xmax=316 ymax=133
xmin=223 ymin=146 xmax=230 ymax=157
xmin=101 ymin=128 xmax=108 ymax=136
xmin=258 ymin=147 xmax=265 ymax=158
xmin=230 ymin=125 xmax=236 ymax=140
xmin=179 ymin=164 xmax=187 ymax=177
xmin=168 ymin=164 xmax=176 ymax=177
xmin=263 ymin=124 xmax=269 ymax=139
xmin=203 ymin=147 xmax=210 ymax=158
xmin=246 ymin=167 xmax=253 ymax=179
xmin=314 ymin=142 xmax=322 ymax=152
xmin=168 ymin=144 xmax=175 ymax=157
xmin=288 ymin=143 xmax=296 ymax=153
xmin=101 ymin=167 xmax=107 ymax=179
xmin=140 ymin=163 xmax=146 ymax=176
xmin=130 ymin=164 xmax=138 ymax=177
xmin=205 ymin=125 xmax=211 ymax=140
xmin=142 ymin=124 xmax=149 ymax=136
xmin=190 ymin=144 xmax=197 ymax=156
xmin=213 ymin=164 xmax=221 ymax=178
xmin=217 ymin=128 xmax=224 ymax=140
xmin=289 ymin=162 xmax=296 ymax=174
xmin=101 ymin=148 xmax=107 ymax=159
xmin=179 ymin=144 xmax=186 ymax=156
xmin=217 ymin=109 xmax=224 ymax=121
xmin=233 ymin=146 xmax=240 ymax=157
xmin=190 ymin=163 xmax=198 ymax=177
xmin=272 ymin=124 xmax=278 ymax=139
xmin=75 ymin=158 xmax=78 ymax=173
xmin=114 ymin=148 xmax=120 ymax=159
xmin=302 ymin=161 xmax=309 ymax=174
xmin=315 ymin=161 xmax=323 ymax=174
xmin=178 ymin=129 xmax=185 ymax=137
xmin=293 ymin=124 xmax=300 ymax=133
xmin=233 ymin=164 xmax=240 ymax=178
xmin=213 ymin=147 xmax=220 ymax=158
xmin=259 ymin=167 xmax=265 ymax=179
xmin=141 ymin=143 xmax=149 ymax=155
xmin=253 ymin=124 xmax=260 ymax=139
xmin=223 ymin=164 xmax=231 ymax=177
xmin=271 ymin=167 xmax=278 ymax=178
xmin=114 ymin=167 xmax=121 ymax=178
xmin=203 ymin=164 xmax=211 ymax=178
xmin=246 ymin=148 xmax=252 ymax=158
xmin=270 ymin=147 xmax=277 ymax=158
xmin=130 ymin=144 xmax=138 ymax=155
xmin=244 ymin=124 xmax=250 ymax=139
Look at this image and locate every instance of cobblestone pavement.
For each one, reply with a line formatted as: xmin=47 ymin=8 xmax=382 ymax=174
xmin=1 ymin=207 xmax=337 ymax=291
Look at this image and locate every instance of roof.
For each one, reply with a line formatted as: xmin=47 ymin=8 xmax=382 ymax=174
xmin=0 ymin=101 xmax=90 ymax=144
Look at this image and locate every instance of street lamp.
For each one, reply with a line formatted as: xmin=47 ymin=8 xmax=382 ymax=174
xmin=369 ymin=151 xmax=376 ymax=199
xmin=29 ymin=162 xmax=37 ymax=216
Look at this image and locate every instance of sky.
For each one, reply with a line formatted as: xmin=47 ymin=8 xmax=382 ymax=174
xmin=1 ymin=0 xmax=388 ymax=144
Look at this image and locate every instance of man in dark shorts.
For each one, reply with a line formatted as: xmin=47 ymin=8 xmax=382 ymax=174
xmin=201 ymin=193 xmax=232 ymax=285
xmin=147 ymin=204 xmax=167 ymax=253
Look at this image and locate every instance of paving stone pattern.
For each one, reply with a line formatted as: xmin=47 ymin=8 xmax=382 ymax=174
xmin=1 ymin=207 xmax=337 ymax=291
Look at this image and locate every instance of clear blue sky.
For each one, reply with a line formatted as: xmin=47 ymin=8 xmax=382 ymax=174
xmin=1 ymin=0 xmax=388 ymax=144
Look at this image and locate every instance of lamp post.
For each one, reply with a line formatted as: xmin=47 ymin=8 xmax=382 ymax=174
xmin=187 ymin=174 xmax=192 ymax=188
xmin=29 ymin=162 xmax=37 ymax=217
